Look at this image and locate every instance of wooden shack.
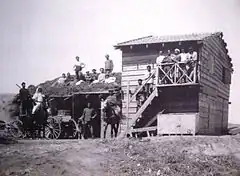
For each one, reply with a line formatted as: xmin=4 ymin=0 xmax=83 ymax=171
xmin=114 ymin=32 xmax=233 ymax=136
xmin=49 ymin=91 xmax=110 ymax=138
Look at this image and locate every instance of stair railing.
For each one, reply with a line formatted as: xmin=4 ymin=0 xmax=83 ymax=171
xmin=128 ymin=69 xmax=156 ymax=103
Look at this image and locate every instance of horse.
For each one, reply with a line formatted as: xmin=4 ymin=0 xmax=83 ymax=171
xmin=19 ymin=97 xmax=48 ymax=139
xmin=31 ymin=98 xmax=49 ymax=138
xmin=102 ymin=100 xmax=121 ymax=138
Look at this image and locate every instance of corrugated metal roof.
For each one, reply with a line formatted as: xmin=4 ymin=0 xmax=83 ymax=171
xmin=115 ymin=32 xmax=222 ymax=47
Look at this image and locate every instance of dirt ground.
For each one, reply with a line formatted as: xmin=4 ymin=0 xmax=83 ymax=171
xmin=1 ymin=136 xmax=240 ymax=176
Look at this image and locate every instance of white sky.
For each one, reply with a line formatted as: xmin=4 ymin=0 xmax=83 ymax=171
xmin=0 ymin=0 xmax=240 ymax=123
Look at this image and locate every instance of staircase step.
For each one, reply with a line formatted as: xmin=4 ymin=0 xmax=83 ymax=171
xmin=122 ymin=107 xmax=137 ymax=114
xmin=122 ymin=101 xmax=137 ymax=108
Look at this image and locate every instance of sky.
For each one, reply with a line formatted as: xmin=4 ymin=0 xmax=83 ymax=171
xmin=0 ymin=0 xmax=239 ymax=123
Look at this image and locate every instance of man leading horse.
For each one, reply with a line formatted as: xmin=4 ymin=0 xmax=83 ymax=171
xmin=102 ymin=88 xmax=122 ymax=138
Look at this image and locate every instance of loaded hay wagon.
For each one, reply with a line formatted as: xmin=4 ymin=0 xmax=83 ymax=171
xmin=114 ymin=32 xmax=233 ymax=137
xmin=48 ymin=91 xmax=111 ymax=139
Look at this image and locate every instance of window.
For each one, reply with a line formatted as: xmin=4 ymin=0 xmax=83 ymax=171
xmin=208 ymin=55 xmax=215 ymax=73
xmin=222 ymin=67 xmax=231 ymax=84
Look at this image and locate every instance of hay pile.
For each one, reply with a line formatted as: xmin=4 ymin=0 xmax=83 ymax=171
xmin=0 ymin=72 xmax=122 ymax=121
xmin=32 ymin=72 xmax=122 ymax=97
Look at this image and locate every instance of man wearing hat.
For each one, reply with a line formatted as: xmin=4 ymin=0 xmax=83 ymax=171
xmin=104 ymin=54 xmax=114 ymax=74
xmin=85 ymin=71 xmax=93 ymax=84
xmin=91 ymin=69 xmax=98 ymax=81
xmin=114 ymin=86 xmax=123 ymax=108
xmin=173 ymin=48 xmax=181 ymax=62
xmin=19 ymin=82 xmax=31 ymax=116
xmin=106 ymin=89 xmax=117 ymax=106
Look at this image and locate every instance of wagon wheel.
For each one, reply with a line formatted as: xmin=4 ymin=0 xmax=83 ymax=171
xmin=8 ymin=120 xmax=25 ymax=139
xmin=69 ymin=119 xmax=81 ymax=139
xmin=45 ymin=117 xmax=61 ymax=139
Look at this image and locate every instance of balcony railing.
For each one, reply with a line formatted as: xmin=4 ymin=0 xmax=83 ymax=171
xmin=155 ymin=62 xmax=198 ymax=86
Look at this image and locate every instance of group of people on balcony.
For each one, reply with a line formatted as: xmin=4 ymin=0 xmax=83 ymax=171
xmin=130 ymin=47 xmax=198 ymax=110
xmin=156 ymin=47 xmax=197 ymax=84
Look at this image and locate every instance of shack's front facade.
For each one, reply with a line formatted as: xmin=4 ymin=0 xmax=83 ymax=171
xmin=115 ymin=32 xmax=233 ymax=136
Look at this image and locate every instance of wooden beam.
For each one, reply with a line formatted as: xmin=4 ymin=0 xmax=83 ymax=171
xmin=100 ymin=100 xmax=105 ymax=139
xmin=130 ymin=126 xmax=157 ymax=133
xmin=156 ymin=83 xmax=199 ymax=87
xmin=126 ymin=81 xmax=130 ymax=128
xmin=72 ymin=94 xmax=75 ymax=120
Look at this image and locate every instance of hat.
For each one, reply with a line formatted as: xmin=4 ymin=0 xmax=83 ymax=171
xmin=108 ymin=89 xmax=114 ymax=92
xmin=138 ymin=79 xmax=143 ymax=82
xmin=21 ymin=82 xmax=26 ymax=85
xmin=105 ymin=54 xmax=109 ymax=58
xmin=174 ymin=48 xmax=180 ymax=52
xmin=92 ymin=69 xmax=96 ymax=71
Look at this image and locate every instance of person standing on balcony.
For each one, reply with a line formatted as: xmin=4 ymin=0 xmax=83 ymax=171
xmin=179 ymin=49 xmax=188 ymax=83
xmin=186 ymin=47 xmax=198 ymax=79
xmin=172 ymin=48 xmax=182 ymax=81
xmin=173 ymin=48 xmax=181 ymax=62
xmin=156 ymin=50 xmax=165 ymax=65
xmin=144 ymin=65 xmax=155 ymax=97
xmin=180 ymin=49 xmax=188 ymax=62
xmin=105 ymin=54 xmax=114 ymax=74
xmin=156 ymin=50 xmax=165 ymax=85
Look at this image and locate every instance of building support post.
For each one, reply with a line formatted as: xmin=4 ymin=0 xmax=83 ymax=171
xmin=72 ymin=94 xmax=75 ymax=120
xmin=100 ymin=99 xmax=105 ymax=139
xmin=126 ymin=81 xmax=130 ymax=129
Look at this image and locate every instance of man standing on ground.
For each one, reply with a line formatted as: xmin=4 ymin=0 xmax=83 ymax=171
xmin=80 ymin=102 xmax=97 ymax=139
xmin=104 ymin=54 xmax=114 ymax=74
xmin=19 ymin=82 xmax=31 ymax=116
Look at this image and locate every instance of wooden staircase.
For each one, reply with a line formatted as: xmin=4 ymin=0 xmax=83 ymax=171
xmin=118 ymin=68 xmax=158 ymax=138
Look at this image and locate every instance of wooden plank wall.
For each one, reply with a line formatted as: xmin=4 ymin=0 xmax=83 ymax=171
xmin=198 ymin=36 xmax=232 ymax=134
xmin=121 ymin=42 xmax=199 ymax=120
xmin=121 ymin=51 xmax=158 ymax=119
